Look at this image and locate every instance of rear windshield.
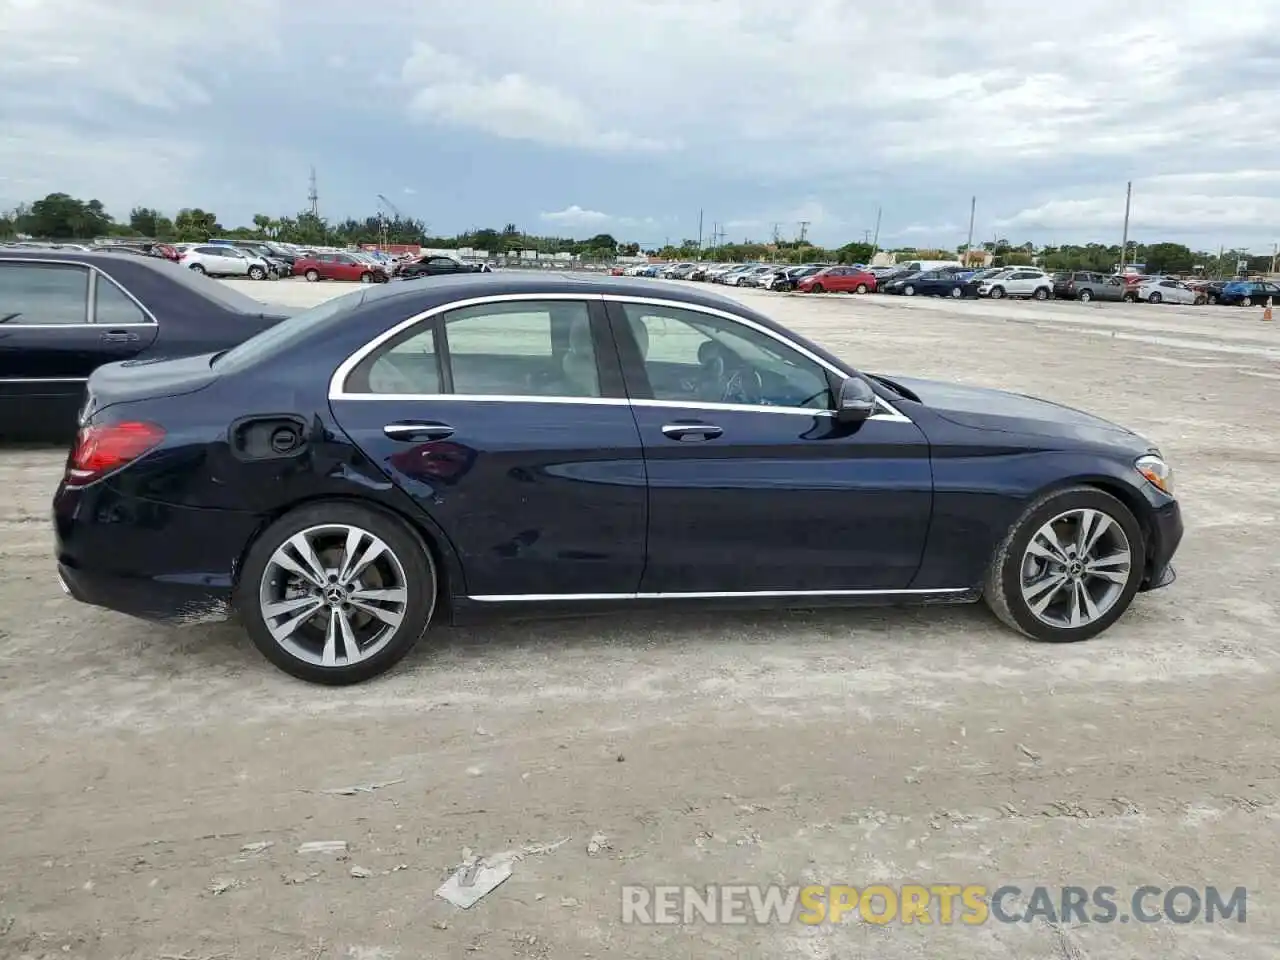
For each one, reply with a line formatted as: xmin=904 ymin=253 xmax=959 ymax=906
xmin=141 ymin=257 xmax=277 ymax=314
xmin=212 ymin=288 xmax=370 ymax=373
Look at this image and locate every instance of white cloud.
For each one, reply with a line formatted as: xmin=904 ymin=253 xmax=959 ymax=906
xmin=540 ymin=205 xmax=613 ymax=228
xmin=401 ymin=41 xmax=675 ymax=153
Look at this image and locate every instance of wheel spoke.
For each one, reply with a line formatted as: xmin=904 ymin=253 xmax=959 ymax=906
xmin=341 ymin=537 xmax=387 ymax=587
xmin=336 ymin=607 xmax=362 ymax=662
xmin=1027 ymin=526 xmax=1070 ymax=564
xmin=1075 ymin=580 xmax=1100 ymax=624
xmin=267 ymin=599 xmax=324 ymax=641
xmin=1069 ymin=580 xmax=1085 ymax=626
xmin=1085 ymin=551 xmax=1131 ymax=584
xmin=280 ymin=533 xmax=328 ymax=586
xmin=349 ymin=598 xmax=404 ymax=628
xmin=322 ymin=609 xmax=340 ymax=666
xmin=1026 ymin=574 xmax=1068 ymax=615
xmin=336 ymin=527 xmax=366 ymax=583
xmin=349 ymin=587 xmax=408 ymax=604
xmin=263 ymin=595 xmax=322 ymax=618
xmin=1076 ymin=510 xmax=1113 ymax=559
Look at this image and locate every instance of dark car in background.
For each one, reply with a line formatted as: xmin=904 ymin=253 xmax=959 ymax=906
xmin=768 ymin=265 xmax=824 ymax=291
xmin=882 ymin=270 xmax=979 ymax=298
xmin=1052 ymin=272 xmax=1127 ymax=302
xmin=0 ymin=250 xmax=292 ymax=439
xmin=395 ymin=255 xmax=492 ymax=280
xmin=1215 ymin=280 xmax=1280 ymax=306
xmin=52 ymin=273 xmax=1180 ymax=685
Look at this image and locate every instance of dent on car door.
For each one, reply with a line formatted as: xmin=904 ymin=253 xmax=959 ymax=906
xmin=328 ymin=296 xmax=648 ymax=598
xmin=605 ymin=298 xmax=933 ymax=594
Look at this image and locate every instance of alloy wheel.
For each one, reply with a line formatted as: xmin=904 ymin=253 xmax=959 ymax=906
xmin=1018 ymin=508 xmax=1132 ymax=629
xmin=259 ymin=523 xmax=409 ymax=668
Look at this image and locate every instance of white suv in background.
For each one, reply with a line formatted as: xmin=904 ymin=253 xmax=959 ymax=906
xmin=980 ymin=268 xmax=1053 ymax=300
xmin=178 ymin=244 xmax=272 ymax=280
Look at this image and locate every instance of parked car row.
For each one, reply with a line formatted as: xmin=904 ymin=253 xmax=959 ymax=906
xmin=625 ymin=258 xmax=1280 ymax=309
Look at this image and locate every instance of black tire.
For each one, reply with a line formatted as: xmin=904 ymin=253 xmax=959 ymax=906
xmin=1078 ymin=289 xmax=1093 ymax=302
xmin=984 ymin=486 xmax=1144 ymax=643
xmin=1148 ymin=292 xmax=1162 ymax=304
xmin=949 ymin=286 xmax=962 ymax=298
xmin=1194 ymin=295 xmax=1206 ymax=305
xmin=248 ymin=265 xmax=267 ymax=280
xmin=188 ymin=263 xmax=206 ymax=274
xmin=1208 ymin=294 xmax=1218 ymax=304
xmin=989 ymin=286 xmax=1005 ymax=299
xmin=236 ymin=502 xmax=438 ymax=685
xmin=359 ymin=272 xmax=373 ymax=284
xmin=1123 ymin=293 xmax=1137 ymax=303
xmin=1033 ymin=287 xmax=1050 ymax=301
xmin=305 ymin=268 xmax=320 ymax=282
xmin=1242 ymin=297 xmax=1253 ymax=307
xmin=903 ymin=284 xmax=916 ymax=296
xmin=855 ymin=283 xmax=868 ymax=294
xmin=810 ymin=283 xmax=825 ymax=293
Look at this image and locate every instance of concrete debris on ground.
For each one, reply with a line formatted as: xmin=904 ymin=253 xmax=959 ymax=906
xmin=586 ymin=833 xmax=609 ymax=856
xmin=297 ymin=840 xmax=349 ymax=856
xmin=319 ymin=779 xmax=405 ymax=796
xmin=349 ymin=865 xmax=373 ymax=878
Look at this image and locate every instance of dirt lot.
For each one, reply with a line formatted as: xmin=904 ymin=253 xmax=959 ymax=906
xmin=1 ymin=279 xmax=1277 ymax=959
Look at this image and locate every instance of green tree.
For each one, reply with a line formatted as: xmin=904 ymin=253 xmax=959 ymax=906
xmin=1141 ymin=242 xmax=1195 ymax=275
xmin=173 ymin=207 xmax=221 ymax=241
xmin=837 ymin=241 xmax=875 ymax=264
xmin=130 ymin=206 xmax=164 ymax=236
xmin=23 ymin=193 xmax=114 ymax=239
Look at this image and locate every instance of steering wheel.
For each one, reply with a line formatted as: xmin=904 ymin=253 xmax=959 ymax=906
xmin=722 ymin=366 xmax=763 ymax=405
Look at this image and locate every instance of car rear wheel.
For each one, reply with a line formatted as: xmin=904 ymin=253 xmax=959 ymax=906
xmin=237 ymin=502 xmax=438 ymax=685
xmin=248 ymin=265 xmax=267 ymax=280
xmin=359 ymin=272 xmax=373 ymax=284
xmin=305 ymin=268 xmax=320 ymax=282
xmin=188 ymin=263 xmax=206 ymax=274
xmin=1242 ymin=297 xmax=1253 ymax=307
xmin=903 ymin=285 xmax=916 ymax=296
xmin=1148 ymin=292 xmax=1162 ymax=304
xmin=1078 ymin=289 xmax=1093 ymax=302
xmin=856 ymin=283 xmax=868 ymax=294
xmin=949 ymin=286 xmax=962 ymax=298
xmin=810 ymin=283 xmax=824 ymax=293
xmin=984 ymin=486 xmax=1143 ymax=643
xmin=1033 ymin=287 xmax=1050 ymax=300
xmin=988 ymin=286 xmax=1005 ymax=299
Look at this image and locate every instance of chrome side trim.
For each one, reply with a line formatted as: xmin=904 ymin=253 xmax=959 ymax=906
xmin=468 ymin=587 xmax=971 ymax=602
xmin=0 ymin=255 xmax=158 ymax=325
xmin=0 ymin=376 xmax=91 ymax=383
xmin=327 ymin=292 xmax=913 ymax=423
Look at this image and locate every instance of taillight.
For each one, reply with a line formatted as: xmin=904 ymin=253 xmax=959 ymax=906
xmin=66 ymin=421 xmax=165 ymax=487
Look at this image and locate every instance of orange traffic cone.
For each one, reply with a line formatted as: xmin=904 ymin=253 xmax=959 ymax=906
xmin=1265 ymin=297 xmax=1274 ymax=322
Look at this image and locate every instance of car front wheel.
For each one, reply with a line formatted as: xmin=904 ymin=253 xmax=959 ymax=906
xmin=1033 ymin=287 xmax=1050 ymax=300
xmin=984 ymin=486 xmax=1144 ymax=643
xmin=236 ymin=502 xmax=438 ymax=684
xmin=1078 ymin=289 xmax=1093 ymax=302
xmin=988 ymin=286 xmax=1005 ymax=299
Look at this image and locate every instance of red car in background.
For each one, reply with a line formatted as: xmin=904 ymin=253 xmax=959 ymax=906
xmin=293 ymin=252 xmax=388 ymax=283
xmin=797 ymin=266 xmax=878 ymax=294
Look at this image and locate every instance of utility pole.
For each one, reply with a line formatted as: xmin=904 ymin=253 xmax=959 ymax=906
xmin=871 ymin=206 xmax=882 ymax=258
xmin=308 ymin=166 xmax=319 ymax=218
xmin=696 ymin=209 xmax=703 ymax=257
xmin=965 ymin=195 xmax=976 ymax=264
xmin=771 ymin=223 xmax=782 ymax=244
xmin=1118 ymin=180 xmax=1132 ymax=272
xmin=1271 ymin=241 xmax=1278 ymax=277
xmin=797 ymin=220 xmax=810 ymax=244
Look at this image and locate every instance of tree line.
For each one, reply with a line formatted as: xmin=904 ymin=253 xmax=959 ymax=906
xmin=0 ymin=192 xmax=1272 ymax=276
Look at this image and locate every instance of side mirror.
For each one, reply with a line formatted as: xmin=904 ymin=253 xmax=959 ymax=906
xmin=836 ymin=376 xmax=878 ymax=423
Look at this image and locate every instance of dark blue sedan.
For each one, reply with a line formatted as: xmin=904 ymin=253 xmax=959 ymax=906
xmin=53 ymin=274 xmax=1182 ymax=684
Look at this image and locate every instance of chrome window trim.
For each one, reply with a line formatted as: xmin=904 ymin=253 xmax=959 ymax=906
xmin=0 ymin=376 xmax=90 ymax=384
xmin=0 ymin=256 xmax=158 ymax=326
xmin=468 ymin=587 xmax=971 ymax=602
xmin=327 ymin=291 xmax=912 ymax=424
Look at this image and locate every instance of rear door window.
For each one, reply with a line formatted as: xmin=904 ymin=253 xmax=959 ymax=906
xmin=0 ymin=262 xmax=90 ymax=325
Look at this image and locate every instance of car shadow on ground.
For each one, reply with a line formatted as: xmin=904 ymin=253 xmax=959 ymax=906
xmin=152 ymin=601 xmax=1006 ymax=684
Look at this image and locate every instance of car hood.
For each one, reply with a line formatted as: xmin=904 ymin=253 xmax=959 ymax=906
xmin=880 ymin=374 xmax=1151 ymax=451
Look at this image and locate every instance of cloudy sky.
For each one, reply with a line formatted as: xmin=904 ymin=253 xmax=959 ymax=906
xmin=2 ymin=0 xmax=1279 ymax=251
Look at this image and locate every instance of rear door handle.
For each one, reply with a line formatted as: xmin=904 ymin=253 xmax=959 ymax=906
xmin=383 ymin=422 xmax=455 ymax=442
xmin=99 ymin=329 xmax=139 ymax=343
xmin=661 ymin=422 xmax=723 ymax=441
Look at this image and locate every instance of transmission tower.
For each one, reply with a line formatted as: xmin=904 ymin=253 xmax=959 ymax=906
xmin=308 ymin=167 xmax=319 ymax=217
xmin=797 ymin=220 xmax=810 ymax=244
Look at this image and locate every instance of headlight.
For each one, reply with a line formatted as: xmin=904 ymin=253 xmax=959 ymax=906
xmin=1135 ymin=454 xmax=1174 ymax=496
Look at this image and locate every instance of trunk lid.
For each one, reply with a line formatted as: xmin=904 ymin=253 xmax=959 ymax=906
xmin=81 ymin=353 xmax=219 ymax=423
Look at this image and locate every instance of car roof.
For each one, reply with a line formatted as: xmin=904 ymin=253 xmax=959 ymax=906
xmin=0 ymin=247 xmax=175 ymax=270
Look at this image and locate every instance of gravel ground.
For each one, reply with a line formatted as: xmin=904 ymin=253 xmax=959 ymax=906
xmin=1 ymin=278 xmax=1276 ymax=959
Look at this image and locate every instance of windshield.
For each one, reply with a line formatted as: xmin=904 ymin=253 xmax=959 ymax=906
xmin=212 ymin=287 xmax=370 ymax=372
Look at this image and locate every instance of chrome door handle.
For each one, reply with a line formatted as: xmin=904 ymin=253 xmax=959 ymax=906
xmin=661 ymin=422 xmax=723 ymax=441
xmin=100 ymin=330 xmax=139 ymax=342
xmin=383 ymin=422 xmax=455 ymax=441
